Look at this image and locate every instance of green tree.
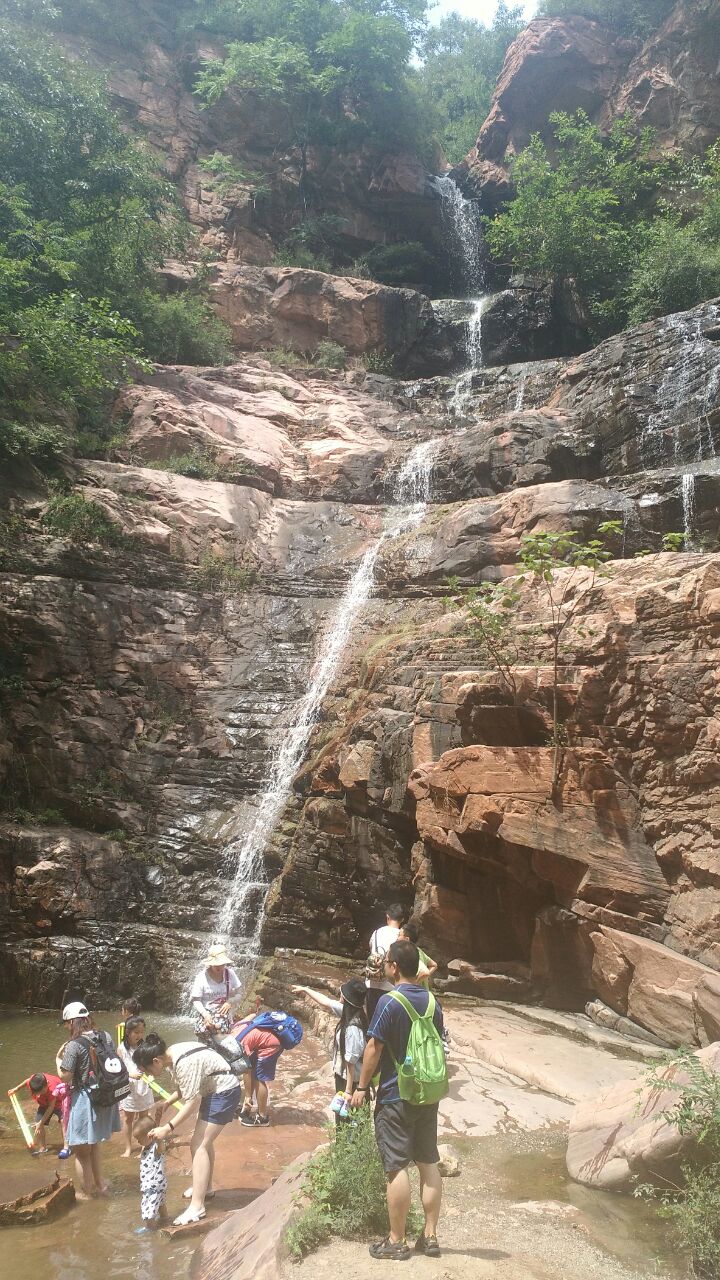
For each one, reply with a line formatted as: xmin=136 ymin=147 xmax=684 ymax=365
xmin=0 ymin=14 xmax=229 ymax=465
xmin=484 ymin=111 xmax=664 ymax=337
xmin=415 ymin=3 xmax=525 ymax=164
xmin=536 ymin=0 xmax=675 ymax=38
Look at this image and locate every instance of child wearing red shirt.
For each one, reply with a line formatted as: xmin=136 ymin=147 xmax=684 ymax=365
xmin=27 ymin=1072 xmax=70 ymax=1156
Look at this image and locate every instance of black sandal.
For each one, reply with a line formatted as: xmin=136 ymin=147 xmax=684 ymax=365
xmin=368 ymin=1237 xmax=411 ymax=1261
xmin=415 ymin=1233 xmax=441 ymax=1257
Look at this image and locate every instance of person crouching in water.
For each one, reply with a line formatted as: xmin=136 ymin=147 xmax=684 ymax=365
xmin=134 ymin=1114 xmax=168 ymax=1233
xmin=292 ymin=977 xmax=367 ymax=1122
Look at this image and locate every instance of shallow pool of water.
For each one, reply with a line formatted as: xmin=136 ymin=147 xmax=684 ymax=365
xmin=0 ymin=1009 xmax=195 ymax=1280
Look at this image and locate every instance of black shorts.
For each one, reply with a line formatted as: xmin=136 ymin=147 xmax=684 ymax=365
xmin=374 ymin=1100 xmax=440 ymax=1176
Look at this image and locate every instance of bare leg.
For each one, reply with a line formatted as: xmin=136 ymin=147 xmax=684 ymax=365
xmin=73 ymin=1144 xmax=95 ymax=1198
xmin=90 ymin=1143 xmax=108 ymax=1194
xmin=417 ymin=1162 xmax=442 ymax=1237
xmin=121 ymin=1110 xmax=134 ymax=1156
xmin=187 ymin=1117 xmax=224 ymax=1213
xmin=35 ymin=1121 xmax=48 ymax=1150
xmin=386 ymin=1167 xmax=412 ymax=1243
xmin=240 ymin=1072 xmax=254 ymax=1114
xmin=255 ymin=1081 xmax=269 ymax=1118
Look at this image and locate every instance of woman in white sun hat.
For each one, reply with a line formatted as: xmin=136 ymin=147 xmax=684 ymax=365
xmin=190 ymin=942 xmax=242 ymax=1039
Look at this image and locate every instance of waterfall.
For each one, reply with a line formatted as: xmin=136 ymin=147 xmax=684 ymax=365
xmin=433 ymin=174 xmax=483 ymax=295
xmin=433 ymin=174 xmax=488 ymax=402
xmin=215 ymin=439 xmax=436 ymax=964
xmin=682 ymin=472 xmax=697 ymax=548
xmin=514 ymin=366 xmax=528 ymax=412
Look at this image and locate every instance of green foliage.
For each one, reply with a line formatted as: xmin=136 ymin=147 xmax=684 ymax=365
xmin=148 ymin=449 xmax=259 ymax=482
xmin=357 ymin=241 xmax=437 ymax=288
xmin=662 ymin=531 xmax=686 ymax=552
xmin=448 ymin=524 xmax=619 ymax=784
xmin=286 ymin=1110 xmax=421 ymax=1259
xmin=194 ymin=548 xmax=258 ymax=591
xmin=0 ymin=14 xmax=229 ymax=467
xmin=275 ymin=215 xmax=344 ymax=273
xmin=41 ymin=492 xmax=123 ymax=545
xmin=198 ymin=151 xmax=270 ymax=198
xmin=313 ymin=340 xmax=347 ymax=370
xmin=537 ymin=0 xmax=675 ymax=38
xmin=193 ymin=0 xmax=432 ymax=160
xmin=636 ymin=1049 xmax=720 ymax=1278
xmin=415 ymin=3 xmax=525 ymax=164
xmin=445 ymin=575 xmax=525 ymax=697
xmin=627 ymin=145 xmax=720 ymax=323
xmin=362 ymin=349 xmax=397 ymax=375
xmin=485 ymin=111 xmax=664 ymax=337
xmin=130 ymin=291 xmax=232 ymax=367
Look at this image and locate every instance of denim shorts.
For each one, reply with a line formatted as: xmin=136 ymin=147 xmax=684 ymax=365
xmin=198 ymin=1084 xmax=242 ymax=1126
xmin=254 ymin=1050 xmax=282 ymax=1083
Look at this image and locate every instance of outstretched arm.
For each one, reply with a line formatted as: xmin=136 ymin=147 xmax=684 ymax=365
xmin=292 ymin=984 xmax=340 ymax=1013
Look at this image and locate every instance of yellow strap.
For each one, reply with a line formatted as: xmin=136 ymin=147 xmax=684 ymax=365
xmin=9 ymin=1090 xmax=35 ymax=1149
xmin=142 ymin=1075 xmax=182 ymax=1112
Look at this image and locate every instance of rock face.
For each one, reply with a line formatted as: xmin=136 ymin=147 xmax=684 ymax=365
xmin=462 ymin=0 xmax=720 ymax=210
xmin=209 ymin=265 xmax=435 ymax=359
xmin=567 ymin=1042 xmax=720 ymax=1191
xmin=2 ymin=297 xmax=720 ymax=1015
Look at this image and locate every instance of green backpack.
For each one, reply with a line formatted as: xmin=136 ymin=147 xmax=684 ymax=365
xmin=387 ymin=990 xmax=449 ymax=1106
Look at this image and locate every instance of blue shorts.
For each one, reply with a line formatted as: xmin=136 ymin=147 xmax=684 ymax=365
xmin=253 ymin=1051 xmax=282 ymax=1083
xmin=198 ymin=1085 xmax=241 ymax=1126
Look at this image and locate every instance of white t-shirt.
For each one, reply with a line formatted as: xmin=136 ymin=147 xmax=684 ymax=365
xmin=366 ymin=924 xmax=400 ymax=991
xmin=328 ymin=1000 xmax=367 ymax=1076
xmin=118 ymin=1041 xmax=154 ymax=1112
xmin=190 ymin=966 xmax=242 ymax=1015
xmin=167 ymin=1042 xmax=238 ymax=1098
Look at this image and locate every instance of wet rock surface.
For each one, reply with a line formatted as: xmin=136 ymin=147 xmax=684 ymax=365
xmin=1 ymin=298 xmax=719 ymax=1023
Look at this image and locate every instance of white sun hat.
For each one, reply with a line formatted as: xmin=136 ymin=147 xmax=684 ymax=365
xmin=201 ymin=942 xmax=233 ymax=968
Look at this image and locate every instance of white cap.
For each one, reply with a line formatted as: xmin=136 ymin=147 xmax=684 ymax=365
xmin=62 ymin=1001 xmax=90 ymax=1020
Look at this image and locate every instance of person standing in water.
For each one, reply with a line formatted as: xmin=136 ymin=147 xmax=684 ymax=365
xmin=190 ymin=942 xmax=242 ymax=1037
xmin=117 ymin=1016 xmax=154 ymax=1157
xmin=58 ymin=1001 xmax=121 ymax=1199
xmin=133 ymin=1032 xmax=241 ymax=1226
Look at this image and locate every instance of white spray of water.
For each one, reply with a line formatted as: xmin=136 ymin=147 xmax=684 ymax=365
xmin=682 ymin=472 xmax=697 ymax=548
xmin=514 ymin=366 xmax=528 ymax=412
xmin=215 ymin=439 xmax=436 ymax=960
xmin=432 ymin=174 xmax=483 ymax=295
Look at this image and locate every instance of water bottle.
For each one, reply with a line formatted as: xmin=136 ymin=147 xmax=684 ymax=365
xmin=403 ymin=1053 xmax=415 ymax=1077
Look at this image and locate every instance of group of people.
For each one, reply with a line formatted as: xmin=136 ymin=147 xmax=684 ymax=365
xmin=18 ymin=908 xmax=447 ymax=1257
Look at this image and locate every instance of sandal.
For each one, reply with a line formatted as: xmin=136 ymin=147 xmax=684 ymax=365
xmin=415 ymin=1234 xmax=441 ymax=1257
xmin=173 ymin=1206 xmax=206 ymax=1226
xmin=368 ymin=1237 xmax=411 ymax=1261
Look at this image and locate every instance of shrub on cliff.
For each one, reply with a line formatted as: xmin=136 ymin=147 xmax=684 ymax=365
xmin=537 ymin=0 xmax=675 ymax=38
xmin=0 ymin=14 xmax=230 ymax=467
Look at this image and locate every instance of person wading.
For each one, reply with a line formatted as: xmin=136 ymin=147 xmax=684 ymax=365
xmin=133 ymin=1032 xmax=241 ymax=1225
xmin=351 ymin=940 xmax=447 ymax=1261
xmin=58 ymin=1001 xmax=122 ymax=1199
xmin=190 ymin=942 xmax=242 ymax=1038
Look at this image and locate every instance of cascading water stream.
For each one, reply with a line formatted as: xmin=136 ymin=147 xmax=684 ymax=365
xmin=215 ymin=439 xmax=436 ymax=968
xmin=682 ymin=472 xmax=697 ymax=548
xmin=433 ymin=175 xmax=488 ymax=413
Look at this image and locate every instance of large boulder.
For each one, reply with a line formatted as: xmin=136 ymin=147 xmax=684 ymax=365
xmin=210 ymin=264 xmax=434 ymax=360
xmin=462 ymin=2 xmax=720 ymax=210
xmin=567 ymin=1042 xmax=720 ymax=1191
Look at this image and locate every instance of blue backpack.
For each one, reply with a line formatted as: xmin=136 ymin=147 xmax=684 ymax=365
xmin=236 ymin=1010 xmax=303 ymax=1052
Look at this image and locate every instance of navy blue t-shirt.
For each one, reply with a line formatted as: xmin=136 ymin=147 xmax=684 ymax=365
xmin=368 ymin=983 xmax=444 ymax=1105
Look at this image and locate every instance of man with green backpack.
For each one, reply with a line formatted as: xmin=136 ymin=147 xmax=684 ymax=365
xmin=350 ymin=939 xmax=448 ymax=1262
